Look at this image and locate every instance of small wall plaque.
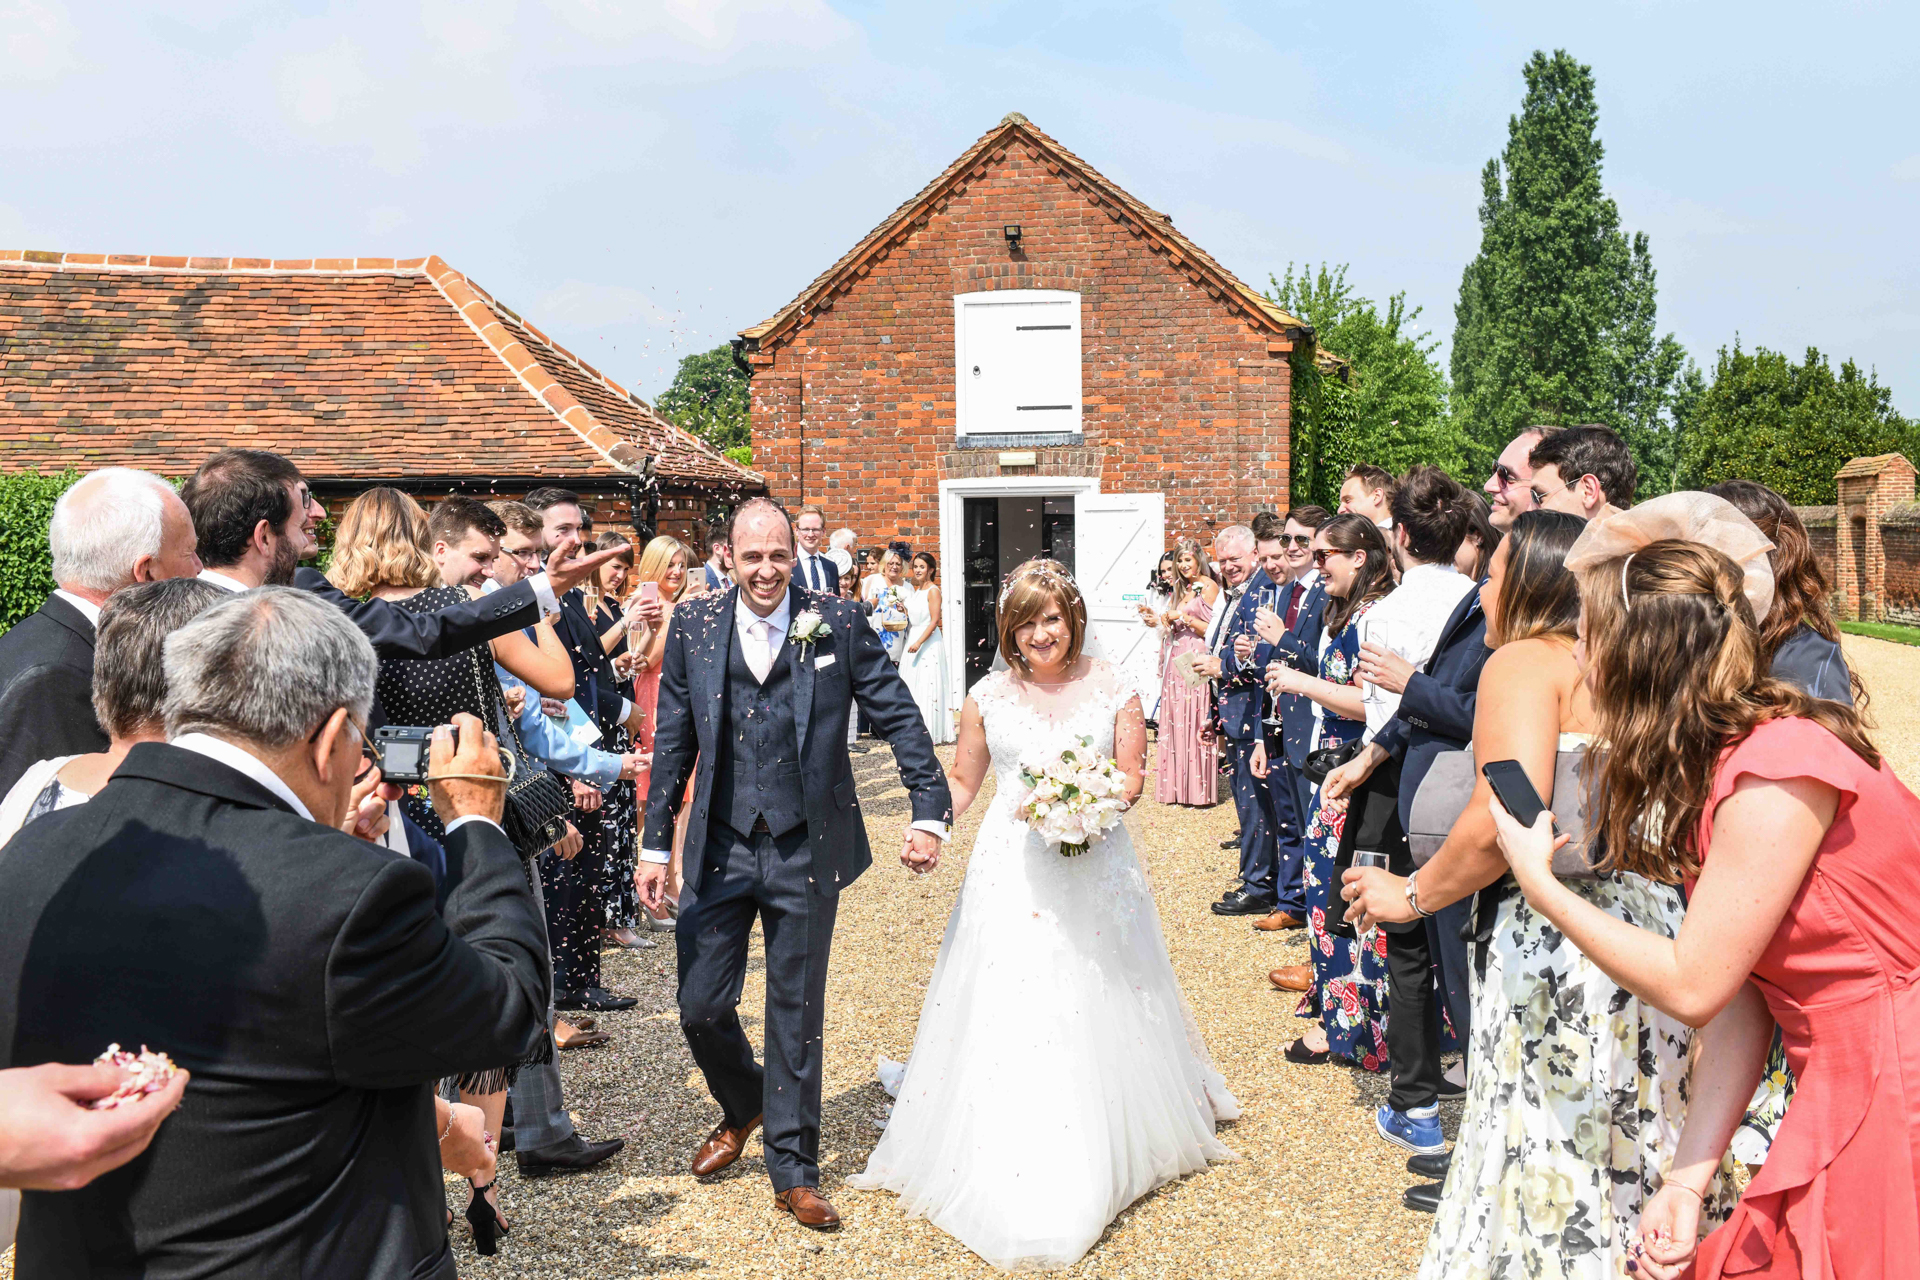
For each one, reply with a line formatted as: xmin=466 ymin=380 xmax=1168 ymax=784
xmin=997 ymin=450 xmax=1038 ymax=467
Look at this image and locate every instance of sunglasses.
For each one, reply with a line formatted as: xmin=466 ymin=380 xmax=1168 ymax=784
xmin=1281 ymin=534 xmax=1312 ymax=548
xmin=1490 ymin=463 xmax=1523 ymax=489
xmin=1310 ymin=547 xmax=1353 ymax=567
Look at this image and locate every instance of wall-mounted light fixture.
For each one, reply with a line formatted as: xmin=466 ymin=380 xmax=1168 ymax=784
xmin=1003 ymin=225 xmax=1022 ymax=249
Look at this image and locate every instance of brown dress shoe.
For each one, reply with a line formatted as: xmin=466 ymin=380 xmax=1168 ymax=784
xmin=1268 ymin=965 xmax=1312 ymax=992
xmin=689 ymin=1114 xmax=762 ymax=1178
xmin=1253 ymin=910 xmax=1305 ymax=931
xmin=774 ymin=1186 xmax=842 ymax=1230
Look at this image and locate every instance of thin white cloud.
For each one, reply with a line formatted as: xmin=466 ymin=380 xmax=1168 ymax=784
xmin=2 ymin=0 xmax=78 ymax=81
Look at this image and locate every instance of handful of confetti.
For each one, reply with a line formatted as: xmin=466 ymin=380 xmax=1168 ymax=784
xmin=87 ymin=1043 xmax=180 ymax=1110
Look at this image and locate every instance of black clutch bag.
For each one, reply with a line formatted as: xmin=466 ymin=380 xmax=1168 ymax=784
xmin=1303 ymin=738 xmax=1362 ymax=785
xmin=470 ymin=651 xmax=576 ymax=858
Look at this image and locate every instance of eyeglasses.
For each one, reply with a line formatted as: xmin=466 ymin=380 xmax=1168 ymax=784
xmin=1528 ymin=478 xmax=1571 ymax=508
xmin=1490 ymin=463 xmax=1523 ymax=490
xmin=1310 ymin=548 xmax=1353 ymax=567
xmin=309 ymin=710 xmax=375 ymax=779
xmin=1281 ymin=534 xmax=1312 ymax=548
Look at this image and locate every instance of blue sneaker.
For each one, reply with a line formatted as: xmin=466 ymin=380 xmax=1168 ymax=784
xmin=1375 ymin=1104 xmax=1446 ymax=1155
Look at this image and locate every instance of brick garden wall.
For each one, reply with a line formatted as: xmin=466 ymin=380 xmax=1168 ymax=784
xmin=745 ymin=143 xmax=1292 ymax=547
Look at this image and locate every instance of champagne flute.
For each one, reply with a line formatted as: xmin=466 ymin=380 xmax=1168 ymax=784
xmin=1361 ymin=618 xmax=1393 ymax=708
xmin=1349 ymin=849 xmax=1391 ymax=978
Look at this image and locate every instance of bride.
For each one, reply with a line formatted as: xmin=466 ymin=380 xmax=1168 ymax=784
xmin=847 ymin=559 xmax=1239 ymax=1271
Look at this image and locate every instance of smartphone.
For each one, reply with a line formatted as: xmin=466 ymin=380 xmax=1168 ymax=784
xmin=639 ymin=581 xmax=659 ymax=603
xmin=1482 ymin=759 xmax=1547 ymax=827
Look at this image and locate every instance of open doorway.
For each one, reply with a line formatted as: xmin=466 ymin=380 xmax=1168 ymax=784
xmin=960 ymin=494 xmax=1076 ymax=690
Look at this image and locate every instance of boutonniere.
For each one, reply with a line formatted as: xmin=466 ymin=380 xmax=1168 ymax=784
xmin=789 ymin=609 xmax=831 ymax=657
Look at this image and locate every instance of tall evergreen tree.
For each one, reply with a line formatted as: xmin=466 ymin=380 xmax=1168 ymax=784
xmin=1269 ymin=264 xmax=1461 ymax=509
xmin=1451 ymin=49 xmax=1688 ymax=494
xmin=655 ymin=344 xmax=752 ymax=464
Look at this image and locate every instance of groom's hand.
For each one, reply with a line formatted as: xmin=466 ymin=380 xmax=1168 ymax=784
xmin=901 ymin=829 xmax=942 ymax=875
xmin=636 ymin=861 xmax=670 ymax=911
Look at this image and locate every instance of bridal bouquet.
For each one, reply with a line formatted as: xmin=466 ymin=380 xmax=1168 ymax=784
xmin=1015 ymin=737 xmax=1130 ymax=857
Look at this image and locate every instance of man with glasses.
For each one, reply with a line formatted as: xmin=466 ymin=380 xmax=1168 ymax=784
xmin=1525 ymin=424 xmax=1636 ymax=521
xmin=0 ymin=588 xmax=548 ymax=1278
xmin=1482 ymin=427 xmax=1555 ymax=531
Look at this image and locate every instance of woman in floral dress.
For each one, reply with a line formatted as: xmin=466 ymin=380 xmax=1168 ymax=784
xmin=1260 ymin=514 xmax=1395 ymax=1067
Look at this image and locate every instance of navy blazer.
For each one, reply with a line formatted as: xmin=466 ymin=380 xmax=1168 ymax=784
xmin=0 ymin=593 xmax=106 ymax=797
xmin=641 ymin=582 xmax=951 ymax=896
xmin=1259 ymin=577 xmax=1329 ymax=768
xmin=795 ymin=552 xmax=841 ymax=596
xmin=295 ymin=566 xmax=542 ymax=661
xmin=555 ymin=588 xmax=627 ymax=736
xmin=1374 ymin=581 xmax=1491 ymax=829
xmin=1216 ymin=570 xmax=1279 ymax=742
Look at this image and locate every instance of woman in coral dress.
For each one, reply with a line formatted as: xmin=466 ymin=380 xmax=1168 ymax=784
xmin=1151 ymin=538 xmax=1220 ymax=805
xmin=1490 ymin=534 xmax=1920 ymax=1280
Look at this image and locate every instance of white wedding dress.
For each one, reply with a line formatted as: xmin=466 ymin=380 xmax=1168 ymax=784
xmin=847 ymin=659 xmax=1239 ymax=1271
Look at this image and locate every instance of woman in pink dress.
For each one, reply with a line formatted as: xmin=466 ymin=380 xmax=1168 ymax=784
xmin=1150 ymin=538 xmax=1221 ymax=805
xmin=1488 ymin=535 xmax=1920 ymax=1279
xmin=625 ymin=534 xmax=695 ymax=925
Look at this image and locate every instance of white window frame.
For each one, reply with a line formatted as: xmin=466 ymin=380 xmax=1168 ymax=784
xmin=952 ymin=288 xmax=1083 ymax=438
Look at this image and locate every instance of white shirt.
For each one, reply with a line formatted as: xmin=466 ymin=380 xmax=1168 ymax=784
xmin=796 ymin=551 xmax=835 ymax=594
xmin=1357 ymin=561 xmax=1477 ymax=739
xmin=639 ymin=589 xmax=948 ymax=863
xmin=198 ymin=568 xmax=251 ymax=593
xmin=1204 ymin=581 xmax=1244 ymax=656
xmin=52 ymin=589 xmax=102 ymax=627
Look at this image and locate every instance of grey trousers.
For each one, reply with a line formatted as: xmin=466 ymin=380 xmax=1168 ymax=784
xmin=509 ymin=859 xmax=574 ymax=1152
xmin=677 ymin=822 xmax=837 ymax=1192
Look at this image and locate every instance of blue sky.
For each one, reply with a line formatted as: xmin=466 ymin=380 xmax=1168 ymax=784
xmin=3 ymin=0 xmax=1914 ymax=412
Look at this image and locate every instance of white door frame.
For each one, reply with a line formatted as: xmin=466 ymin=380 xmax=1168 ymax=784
xmin=938 ymin=474 xmax=1102 ymax=717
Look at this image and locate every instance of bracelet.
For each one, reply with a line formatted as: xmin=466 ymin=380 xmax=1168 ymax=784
xmin=1405 ymin=869 xmax=1435 ymax=918
xmin=1664 ymin=1182 xmax=1704 ymax=1202
xmin=439 ymin=1106 xmax=456 ymax=1144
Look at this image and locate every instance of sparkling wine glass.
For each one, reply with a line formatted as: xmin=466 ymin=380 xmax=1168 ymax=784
xmin=1361 ymin=617 xmax=1393 ymax=708
xmin=1349 ymin=849 xmax=1391 ymax=977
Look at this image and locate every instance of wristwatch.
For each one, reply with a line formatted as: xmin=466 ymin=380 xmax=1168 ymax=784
xmin=1405 ymin=869 xmax=1435 ymax=919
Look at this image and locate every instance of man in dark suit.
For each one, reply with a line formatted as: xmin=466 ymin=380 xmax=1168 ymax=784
xmin=180 ymin=449 xmax=623 ymax=662
xmin=637 ymin=498 xmax=950 ymax=1231
xmin=0 ymin=468 xmax=204 ymax=796
xmin=792 ymin=504 xmax=841 ymax=596
xmin=1202 ymin=524 xmax=1282 ymax=916
xmin=0 ymin=587 xmax=549 ymax=1278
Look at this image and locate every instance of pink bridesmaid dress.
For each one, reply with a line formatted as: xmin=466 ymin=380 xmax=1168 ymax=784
xmin=1155 ymin=594 xmax=1218 ymax=806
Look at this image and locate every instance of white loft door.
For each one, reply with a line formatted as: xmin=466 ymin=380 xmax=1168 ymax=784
xmin=1073 ymin=491 xmax=1166 ymax=710
xmin=954 ymin=289 xmax=1081 ymax=436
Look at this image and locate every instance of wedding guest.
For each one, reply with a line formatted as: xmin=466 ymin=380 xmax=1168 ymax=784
xmin=626 ymin=535 xmax=698 ymax=926
xmin=1455 ymin=491 xmax=1501 ymax=579
xmin=1200 ymin=526 xmax=1275 ymax=914
xmin=1149 ymin=539 xmax=1221 ymax=806
xmin=702 ymin=525 xmax=732 ymax=590
xmin=1140 ymin=551 xmax=1178 ymax=726
xmin=1341 ymin=509 xmax=1733 ymax=1278
xmin=1244 ymin=515 xmax=1312 ymax=925
xmin=0 ymin=579 xmax=224 ymax=842
xmin=1494 ymin=534 xmax=1920 ymax=1280
xmin=1339 ymin=464 xmax=1397 ymax=529
xmin=0 ymin=468 xmax=201 ymax=796
xmin=900 ymin=552 xmax=951 ymax=744
xmin=583 ymin=533 xmax=644 ymax=949
xmin=0 ymin=589 xmax=548 ymax=1277
xmin=867 ymin=549 xmax=911 ymax=662
xmin=1707 ymin=479 xmax=1857 ymax=704
xmin=0 ymin=1059 xmax=189 ymax=1190
xmin=794 ymin=505 xmax=841 ymax=595
xmin=828 ymin=527 xmax=857 ymax=580
xmin=1527 ymin=424 xmax=1636 ymax=519
xmin=1257 ymin=516 xmax=1393 ymax=1067
xmin=1482 ymin=427 xmax=1556 ymax=530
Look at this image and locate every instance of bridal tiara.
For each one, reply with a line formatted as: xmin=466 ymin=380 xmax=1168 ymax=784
xmin=997 ymin=559 xmax=1083 ymax=610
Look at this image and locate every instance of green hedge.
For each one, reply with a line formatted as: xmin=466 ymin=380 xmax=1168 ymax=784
xmin=0 ymin=470 xmax=79 ymax=635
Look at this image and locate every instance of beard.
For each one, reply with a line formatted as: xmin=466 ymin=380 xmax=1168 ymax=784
xmin=265 ymin=535 xmax=301 ymax=586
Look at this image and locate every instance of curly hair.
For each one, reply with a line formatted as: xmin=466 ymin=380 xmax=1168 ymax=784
xmin=1578 ymin=539 xmax=1878 ymax=882
xmin=325 ymin=487 xmax=437 ymax=598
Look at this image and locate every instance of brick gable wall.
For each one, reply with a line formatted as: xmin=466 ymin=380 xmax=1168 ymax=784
xmin=745 ymin=147 xmax=1290 ymax=543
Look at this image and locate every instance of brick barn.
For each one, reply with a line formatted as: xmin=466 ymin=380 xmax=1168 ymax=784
xmin=0 ymin=250 xmax=762 ymax=542
xmin=737 ymin=112 xmax=1310 ymax=710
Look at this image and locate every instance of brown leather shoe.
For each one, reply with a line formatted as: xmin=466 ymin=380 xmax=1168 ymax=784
xmin=1268 ymin=965 xmax=1312 ymax=992
xmin=689 ymin=1114 xmax=762 ymax=1178
xmin=1254 ymin=910 xmax=1305 ymax=931
xmin=774 ymin=1186 xmax=842 ymax=1230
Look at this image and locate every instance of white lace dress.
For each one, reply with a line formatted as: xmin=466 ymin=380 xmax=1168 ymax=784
xmin=846 ymin=661 xmax=1239 ymax=1272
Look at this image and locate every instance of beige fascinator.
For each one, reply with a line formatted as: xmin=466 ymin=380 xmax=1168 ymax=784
xmin=1562 ymin=491 xmax=1778 ymax=622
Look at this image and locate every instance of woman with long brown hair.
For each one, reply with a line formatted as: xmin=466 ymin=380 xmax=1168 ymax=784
xmin=1150 ymin=537 xmax=1222 ymax=805
xmin=1340 ymin=508 xmax=1740 ymax=1277
xmin=1258 ymin=514 xmax=1394 ymax=1067
xmin=1487 ymin=536 xmax=1920 ymax=1280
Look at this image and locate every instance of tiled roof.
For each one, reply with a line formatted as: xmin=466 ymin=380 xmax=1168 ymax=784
xmin=1835 ymin=453 xmax=1915 ymax=480
xmin=0 ymin=250 xmax=762 ymax=491
xmin=741 ymin=112 xmax=1314 ymax=353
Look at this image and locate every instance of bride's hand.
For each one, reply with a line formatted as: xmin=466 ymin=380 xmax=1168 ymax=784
xmin=901 ymin=828 xmax=942 ymax=874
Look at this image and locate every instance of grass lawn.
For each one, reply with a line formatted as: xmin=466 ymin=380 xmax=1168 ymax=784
xmin=1841 ymin=620 xmax=1920 ymax=647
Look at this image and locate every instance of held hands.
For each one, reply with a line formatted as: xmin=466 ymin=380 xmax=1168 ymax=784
xmin=1339 ymin=866 xmax=1416 ymax=931
xmin=1253 ymin=606 xmax=1287 ymax=646
xmin=426 ymin=714 xmax=507 ymax=828
xmin=1633 ymin=1182 xmax=1704 ymax=1279
xmin=1487 ymin=790 xmax=1567 ymax=894
xmin=1356 ymin=642 xmax=1414 ymax=696
xmin=0 ymin=1060 xmax=189 ymax=1190
xmin=570 ymin=779 xmax=604 ymax=814
xmin=900 ymin=828 xmax=943 ymax=875
xmin=438 ymin=1101 xmax=496 ymax=1183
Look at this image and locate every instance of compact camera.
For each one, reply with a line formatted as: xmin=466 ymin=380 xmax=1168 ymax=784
xmin=372 ymin=725 xmax=437 ymax=785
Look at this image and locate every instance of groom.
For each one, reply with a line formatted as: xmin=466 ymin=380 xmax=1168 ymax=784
xmin=637 ymin=498 xmax=952 ymax=1230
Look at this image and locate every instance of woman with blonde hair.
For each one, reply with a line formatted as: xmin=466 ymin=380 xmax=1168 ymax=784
xmin=624 ymin=534 xmax=697 ymax=927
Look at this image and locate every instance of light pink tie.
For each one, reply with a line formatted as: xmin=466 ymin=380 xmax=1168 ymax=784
xmin=748 ymin=619 xmax=777 ymax=683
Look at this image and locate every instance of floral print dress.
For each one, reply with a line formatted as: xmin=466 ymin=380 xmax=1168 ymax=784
xmin=1419 ymin=778 xmax=1740 ymax=1278
xmin=1294 ymin=599 xmax=1392 ymax=1070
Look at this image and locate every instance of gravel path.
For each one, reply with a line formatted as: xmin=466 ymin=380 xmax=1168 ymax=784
xmin=9 ymin=638 xmax=1917 ymax=1279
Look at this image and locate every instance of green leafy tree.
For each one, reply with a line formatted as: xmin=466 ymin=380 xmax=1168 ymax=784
xmin=0 ymin=470 xmax=79 ymax=633
xmin=1678 ymin=342 xmax=1914 ymax=504
xmin=1451 ymin=49 xmax=1689 ymax=494
xmin=655 ymin=344 xmax=752 ymax=458
xmin=1269 ymin=263 xmax=1461 ymax=509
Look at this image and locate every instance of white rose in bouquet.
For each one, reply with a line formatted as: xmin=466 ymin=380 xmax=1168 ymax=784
xmin=1015 ymin=735 xmax=1131 ymax=857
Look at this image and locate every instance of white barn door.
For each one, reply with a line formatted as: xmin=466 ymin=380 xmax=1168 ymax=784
xmin=1073 ymin=491 xmax=1166 ymax=710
